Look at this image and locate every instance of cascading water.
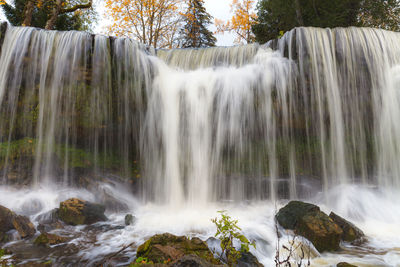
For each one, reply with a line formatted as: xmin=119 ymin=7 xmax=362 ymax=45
xmin=0 ymin=23 xmax=400 ymax=266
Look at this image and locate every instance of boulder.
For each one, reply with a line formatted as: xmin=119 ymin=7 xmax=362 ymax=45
xmin=237 ymin=252 xmax=263 ymax=267
xmin=12 ymin=215 xmax=36 ymax=238
xmin=0 ymin=205 xmax=35 ymax=240
xmin=36 ymin=209 xmax=65 ymax=232
xmin=276 ymin=201 xmax=343 ymax=252
xmin=329 ymin=212 xmax=365 ymax=244
xmin=34 ymin=232 xmax=69 ymax=247
xmin=172 ymin=254 xmax=222 ymax=267
xmin=337 ymin=263 xmax=358 ymax=267
xmin=136 ymin=233 xmax=220 ymax=265
xmin=125 ymin=214 xmax=135 ymax=226
xmin=58 ymin=198 xmax=107 ymax=225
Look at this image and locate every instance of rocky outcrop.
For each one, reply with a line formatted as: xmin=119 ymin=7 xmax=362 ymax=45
xmin=34 ymin=232 xmax=69 ymax=247
xmin=136 ymin=233 xmax=221 ymax=265
xmin=58 ymin=198 xmax=107 ymax=225
xmin=276 ymin=201 xmax=343 ymax=252
xmin=329 ymin=212 xmax=365 ymax=244
xmin=0 ymin=205 xmax=35 ymax=241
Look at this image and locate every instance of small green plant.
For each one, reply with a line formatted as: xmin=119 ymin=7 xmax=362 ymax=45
xmin=211 ymin=211 xmax=255 ymax=266
xmin=129 ymin=256 xmax=153 ymax=266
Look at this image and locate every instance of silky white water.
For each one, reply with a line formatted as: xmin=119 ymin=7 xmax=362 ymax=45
xmin=1 ymin=24 xmax=400 ymax=265
xmin=0 ymin=184 xmax=399 ymax=266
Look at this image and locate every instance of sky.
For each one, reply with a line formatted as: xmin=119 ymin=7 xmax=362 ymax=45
xmin=0 ymin=0 xmax=236 ymax=46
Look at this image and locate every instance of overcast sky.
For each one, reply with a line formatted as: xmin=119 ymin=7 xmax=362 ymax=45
xmin=0 ymin=0 xmax=235 ymax=46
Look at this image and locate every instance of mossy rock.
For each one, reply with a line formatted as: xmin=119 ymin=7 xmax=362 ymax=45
xmin=34 ymin=232 xmax=69 ymax=247
xmin=296 ymin=211 xmax=343 ymax=252
xmin=276 ymin=201 xmax=343 ymax=252
xmin=329 ymin=212 xmax=365 ymax=244
xmin=136 ymin=233 xmax=220 ymax=265
xmin=337 ymin=262 xmax=358 ymax=267
xmin=58 ymin=198 xmax=107 ymax=225
xmin=0 ymin=205 xmax=35 ymax=240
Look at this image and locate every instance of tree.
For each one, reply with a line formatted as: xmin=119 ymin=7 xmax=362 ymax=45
xmin=252 ymin=0 xmax=400 ymax=44
xmin=215 ymin=0 xmax=257 ymax=44
xmin=104 ymin=0 xmax=183 ymax=49
xmin=1 ymin=0 xmax=96 ymax=31
xmin=180 ymin=0 xmax=216 ymax=48
xmin=358 ymin=0 xmax=400 ymax=31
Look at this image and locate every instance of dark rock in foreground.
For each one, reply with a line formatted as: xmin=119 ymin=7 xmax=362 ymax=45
xmin=172 ymin=254 xmax=221 ymax=267
xmin=136 ymin=233 xmax=221 ymax=265
xmin=0 ymin=205 xmax=35 ymax=241
xmin=329 ymin=212 xmax=365 ymax=244
xmin=337 ymin=262 xmax=358 ymax=267
xmin=58 ymin=198 xmax=107 ymax=225
xmin=237 ymin=251 xmax=263 ymax=267
xmin=276 ymin=201 xmax=343 ymax=252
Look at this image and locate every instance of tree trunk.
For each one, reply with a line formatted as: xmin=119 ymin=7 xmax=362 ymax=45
xmin=294 ymin=0 xmax=304 ymax=26
xmin=45 ymin=0 xmax=63 ymax=30
xmin=22 ymin=0 xmax=35 ymax=27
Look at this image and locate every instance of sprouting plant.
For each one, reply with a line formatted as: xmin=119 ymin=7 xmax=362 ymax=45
xmin=211 ymin=210 xmax=256 ymax=266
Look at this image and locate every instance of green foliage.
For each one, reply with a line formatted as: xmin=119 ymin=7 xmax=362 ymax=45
xmin=1 ymin=0 xmax=97 ymax=31
xmin=211 ymin=211 xmax=255 ymax=266
xmin=129 ymin=256 xmax=153 ymax=266
xmin=252 ymin=0 xmax=400 ymax=44
xmin=180 ymin=0 xmax=217 ymax=48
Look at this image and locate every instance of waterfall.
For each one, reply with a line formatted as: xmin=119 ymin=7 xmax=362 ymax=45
xmin=1 ymin=23 xmax=400 ymax=206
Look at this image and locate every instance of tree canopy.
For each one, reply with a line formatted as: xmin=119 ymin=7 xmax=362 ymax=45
xmin=252 ymin=0 xmax=400 ymax=44
xmin=1 ymin=0 xmax=96 ymax=31
xmin=104 ymin=0 xmax=183 ymax=49
xmin=216 ymin=0 xmax=257 ymax=44
xmin=180 ymin=0 xmax=216 ymax=48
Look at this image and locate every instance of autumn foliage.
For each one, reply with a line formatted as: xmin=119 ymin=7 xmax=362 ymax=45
xmin=105 ymin=0 xmax=183 ymax=49
xmin=215 ymin=0 xmax=257 ymax=44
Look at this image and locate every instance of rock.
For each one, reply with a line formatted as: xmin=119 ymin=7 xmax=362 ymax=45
xmin=12 ymin=215 xmax=36 ymax=238
xmin=0 ymin=205 xmax=35 ymax=240
xmin=36 ymin=209 xmax=65 ymax=232
xmin=172 ymin=254 xmax=222 ymax=267
xmin=329 ymin=212 xmax=365 ymax=244
xmin=137 ymin=233 xmax=220 ymax=265
xmin=276 ymin=201 xmax=343 ymax=252
xmin=125 ymin=214 xmax=135 ymax=226
xmin=58 ymin=198 xmax=107 ymax=225
xmin=34 ymin=232 xmax=69 ymax=247
xmin=237 ymin=252 xmax=263 ymax=267
xmin=337 ymin=262 xmax=358 ymax=267
xmin=276 ymin=201 xmax=320 ymax=229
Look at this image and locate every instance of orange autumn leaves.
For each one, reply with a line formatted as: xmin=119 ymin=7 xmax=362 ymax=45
xmin=104 ymin=0 xmax=257 ymax=48
xmin=215 ymin=0 xmax=257 ymax=44
xmin=104 ymin=0 xmax=183 ymax=49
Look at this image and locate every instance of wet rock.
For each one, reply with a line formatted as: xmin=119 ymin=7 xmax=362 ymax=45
xmin=12 ymin=215 xmax=36 ymax=238
xmin=36 ymin=209 xmax=65 ymax=232
xmin=58 ymin=198 xmax=107 ymax=225
xmin=276 ymin=201 xmax=343 ymax=252
xmin=237 ymin=252 xmax=263 ymax=267
xmin=125 ymin=214 xmax=135 ymax=225
xmin=34 ymin=232 xmax=69 ymax=247
xmin=337 ymin=262 xmax=358 ymax=267
xmin=137 ymin=233 xmax=220 ymax=265
xmin=329 ymin=212 xmax=365 ymax=244
xmin=0 ymin=205 xmax=35 ymax=240
xmin=172 ymin=254 xmax=222 ymax=267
